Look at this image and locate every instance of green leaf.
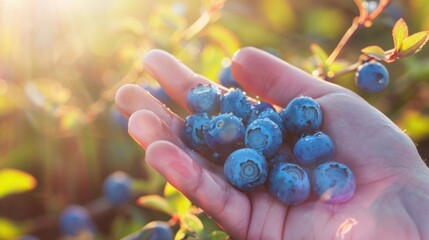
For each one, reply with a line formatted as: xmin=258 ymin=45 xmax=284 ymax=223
xmin=0 ymin=169 xmax=37 ymax=199
xmin=392 ymin=18 xmax=409 ymax=51
xmin=397 ymin=31 xmax=429 ymax=58
xmin=310 ymin=43 xmax=329 ymax=66
xmin=0 ymin=218 xmax=23 ymax=239
xmin=164 ymin=183 xmax=192 ymax=216
xmin=180 ymin=213 xmax=204 ymax=233
xmin=361 ymin=45 xmax=386 ymax=61
xmin=136 ymin=195 xmax=174 ymax=216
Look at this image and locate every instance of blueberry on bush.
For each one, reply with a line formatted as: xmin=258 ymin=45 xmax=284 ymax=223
xmin=122 ymin=221 xmax=173 ymax=240
xmin=311 ymin=161 xmax=356 ymax=203
xmin=268 ymin=163 xmax=310 ymax=205
xmin=186 ymin=84 xmax=222 ymax=115
xmin=220 ymin=88 xmax=252 ymax=121
xmin=224 ymin=148 xmax=268 ymax=192
xmin=245 ymin=118 xmax=283 ymax=158
xmin=103 ymin=171 xmax=132 ymax=205
xmin=204 ymin=113 xmax=245 ymax=155
xmin=293 ymin=131 xmax=335 ymax=166
xmin=355 ymin=61 xmax=389 ymax=93
xmin=182 ymin=113 xmax=211 ymax=152
xmin=60 ymin=205 xmax=95 ymax=237
xmin=280 ymin=96 xmax=323 ymax=135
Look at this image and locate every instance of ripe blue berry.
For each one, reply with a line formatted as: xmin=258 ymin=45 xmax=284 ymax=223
xmin=103 ymin=171 xmax=132 ymax=205
xmin=268 ymin=163 xmax=310 ymax=205
xmin=280 ymin=96 xmax=322 ymax=136
xmin=186 ymin=84 xmax=221 ymax=115
xmin=293 ymin=131 xmax=335 ymax=166
xmin=182 ymin=113 xmax=211 ymax=152
xmin=60 ymin=205 xmax=95 ymax=236
xmin=220 ymin=88 xmax=252 ymax=122
xmin=312 ymin=162 xmax=356 ymax=203
xmin=123 ymin=221 xmax=173 ymax=240
xmin=256 ymin=108 xmax=287 ymax=138
xmin=268 ymin=152 xmax=293 ymax=170
xmin=224 ymin=148 xmax=268 ymax=192
xmin=204 ymin=113 xmax=245 ymax=155
xmin=245 ymin=118 xmax=282 ymax=158
xmin=355 ymin=62 xmax=389 ymax=93
xmin=245 ymin=102 xmax=276 ymax=126
xmin=219 ymin=65 xmax=241 ymax=89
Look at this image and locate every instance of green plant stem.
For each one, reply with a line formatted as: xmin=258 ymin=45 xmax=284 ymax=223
xmin=326 ymin=20 xmax=360 ymax=66
xmin=326 ymin=61 xmax=361 ymax=81
xmin=325 ymin=0 xmax=392 ymax=68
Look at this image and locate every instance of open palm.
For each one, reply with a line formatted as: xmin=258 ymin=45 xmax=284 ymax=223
xmin=115 ymin=47 xmax=429 ymax=240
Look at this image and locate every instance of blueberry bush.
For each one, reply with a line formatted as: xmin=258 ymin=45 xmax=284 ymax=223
xmin=0 ymin=0 xmax=428 ymax=239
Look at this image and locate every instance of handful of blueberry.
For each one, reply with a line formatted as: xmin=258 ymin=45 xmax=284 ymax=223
xmin=182 ymin=84 xmax=356 ymax=205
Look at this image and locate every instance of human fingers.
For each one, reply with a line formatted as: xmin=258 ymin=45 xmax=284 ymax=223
xmin=142 ymin=50 xmax=229 ymax=111
xmin=128 ymin=109 xmax=220 ymax=171
xmin=145 ymin=140 xmax=250 ymax=239
xmin=231 ymin=47 xmax=349 ymax=106
xmin=115 ymin=84 xmax=184 ymax=136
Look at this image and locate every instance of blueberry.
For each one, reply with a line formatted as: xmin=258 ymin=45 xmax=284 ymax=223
xmin=224 ymin=148 xmax=268 ymax=192
xmin=293 ymin=131 xmax=335 ymax=166
xmin=219 ymin=65 xmax=241 ymax=89
xmin=186 ymin=84 xmax=221 ymax=115
xmin=253 ymin=101 xmax=275 ymax=112
xmin=245 ymin=118 xmax=282 ymax=158
xmin=280 ymin=96 xmax=322 ymax=135
xmin=255 ymin=108 xmax=287 ymax=138
xmin=123 ymin=221 xmax=173 ymax=240
xmin=220 ymin=88 xmax=252 ymax=122
xmin=245 ymin=102 xmax=276 ymax=126
xmin=143 ymin=85 xmax=173 ymax=105
xmin=103 ymin=171 xmax=132 ymax=205
xmin=355 ymin=62 xmax=389 ymax=93
xmin=182 ymin=113 xmax=211 ymax=152
xmin=268 ymin=152 xmax=293 ymax=170
xmin=204 ymin=113 xmax=245 ymax=155
xmin=60 ymin=205 xmax=95 ymax=236
xmin=268 ymin=163 xmax=310 ymax=205
xmin=311 ymin=162 xmax=356 ymax=203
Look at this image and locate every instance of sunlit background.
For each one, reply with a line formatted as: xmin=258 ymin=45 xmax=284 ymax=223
xmin=0 ymin=0 xmax=428 ymax=239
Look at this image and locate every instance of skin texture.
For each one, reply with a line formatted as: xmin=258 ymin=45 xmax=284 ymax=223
xmin=115 ymin=47 xmax=429 ymax=240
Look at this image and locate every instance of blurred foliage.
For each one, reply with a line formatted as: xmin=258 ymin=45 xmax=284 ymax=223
xmin=0 ymin=0 xmax=428 ymax=239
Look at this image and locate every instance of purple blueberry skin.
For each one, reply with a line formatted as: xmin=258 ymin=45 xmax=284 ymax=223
xmin=311 ymin=161 xmax=356 ymax=203
xmin=182 ymin=113 xmax=211 ymax=152
xmin=219 ymin=65 xmax=241 ymax=89
xmin=186 ymin=84 xmax=222 ymax=115
xmin=245 ymin=118 xmax=283 ymax=158
xmin=123 ymin=221 xmax=173 ymax=240
xmin=280 ymin=96 xmax=323 ymax=136
xmin=256 ymin=108 xmax=287 ymax=138
xmin=293 ymin=131 xmax=335 ymax=167
xmin=355 ymin=62 xmax=389 ymax=93
xmin=103 ymin=171 xmax=132 ymax=205
xmin=60 ymin=205 xmax=95 ymax=236
xmin=224 ymin=148 xmax=268 ymax=192
xmin=268 ymin=163 xmax=310 ymax=205
xmin=220 ymin=88 xmax=252 ymax=122
xmin=245 ymin=102 xmax=276 ymax=126
xmin=268 ymin=152 xmax=293 ymax=170
xmin=203 ymin=113 xmax=245 ymax=155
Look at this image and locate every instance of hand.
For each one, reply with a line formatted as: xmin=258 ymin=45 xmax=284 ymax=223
xmin=115 ymin=47 xmax=429 ymax=239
